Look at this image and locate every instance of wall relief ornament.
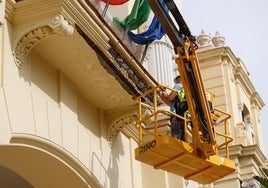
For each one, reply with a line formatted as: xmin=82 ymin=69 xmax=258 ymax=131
xmin=13 ymin=14 xmax=74 ymax=68
xmin=108 ymin=114 xmax=137 ymax=147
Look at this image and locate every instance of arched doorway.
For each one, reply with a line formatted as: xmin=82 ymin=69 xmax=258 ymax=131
xmin=0 ymin=134 xmax=101 ymax=188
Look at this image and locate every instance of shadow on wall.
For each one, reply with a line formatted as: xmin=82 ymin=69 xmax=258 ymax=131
xmin=108 ymin=133 xmax=125 ymax=188
xmin=0 ymin=165 xmax=34 ymax=188
xmin=92 ymin=132 xmax=125 ymax=188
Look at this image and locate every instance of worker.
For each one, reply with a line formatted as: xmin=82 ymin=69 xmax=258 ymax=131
xmin=157 ymin=75 xmax=187 ymax=140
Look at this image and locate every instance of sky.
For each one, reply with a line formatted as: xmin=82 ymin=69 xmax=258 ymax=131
xmin=182 ymin=0 xmax=268 ymax=157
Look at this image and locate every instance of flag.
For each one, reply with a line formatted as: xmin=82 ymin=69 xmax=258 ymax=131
xmin=101 ymin=0 xmax=129 ymax=5
xmin=127 ymin=16 xmax=165 ymax=45
xmin=113 ymin=0 xmax=151 ymax=30
xmin=127 ymin=0 xmax=168 ymax=45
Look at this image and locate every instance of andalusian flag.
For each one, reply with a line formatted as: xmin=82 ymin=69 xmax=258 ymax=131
xmin=127 ymin=0 xmax=168 ymax=44
xmin=113 ymin=0 xmax=151 ymax=30
xmin=101 ymin=0 xmax=129 ymax=5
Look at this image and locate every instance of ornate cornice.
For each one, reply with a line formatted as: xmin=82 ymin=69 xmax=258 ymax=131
xmin=251 ymin=91 xmax=264 ymax=109
xmin=197 ymin=47 xmax=237 ymax=68
xmin=13 ymin=14 xmax=74 ymax=68
xmin=4 ymin=0 xmax=15 ymax=23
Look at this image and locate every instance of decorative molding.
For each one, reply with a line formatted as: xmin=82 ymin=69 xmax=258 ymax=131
xmin=10 ymin=133 xmax=102 ymax=188
xmin=13 ymin=14 xmax=74 ymax=68
xmin=14 ymin=26 xmax=51 ymax=68
xmin=4 ymin=0 xmax=15 ymax=22
xmin=0 ymin=0 xmax=4 ymax=25
xmin=107 ymin=114 xmax=137 ymax=147
xmin=48 ymin=14 xmax=74 ymax=36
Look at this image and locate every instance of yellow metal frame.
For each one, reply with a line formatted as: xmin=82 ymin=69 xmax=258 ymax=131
xmin=135 ymin=38 xmax=235 ymax=183
xmin=176 ymin=38 xmax=216 ymax=157
xmin=135 ymin=85 xmax=235 ymax=183
xmin=136 ymin=84 xmax=186 ymax=144
xmin=135 ymin=84 xmax=233 ymax=155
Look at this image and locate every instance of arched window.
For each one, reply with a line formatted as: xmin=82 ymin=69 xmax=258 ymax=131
xmin=241 ymin=104 xmax=254 ymax=144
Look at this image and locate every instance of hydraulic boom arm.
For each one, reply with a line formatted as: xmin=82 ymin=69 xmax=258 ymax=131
xmin=146 ymin=0 xmax=216 ymax=157
xmin=134 ymin=1 xmax=236 ymax=182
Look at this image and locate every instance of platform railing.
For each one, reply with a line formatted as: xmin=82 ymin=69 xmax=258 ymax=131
xmin=136 ymin=85 xmax=186 ymax=144
xmin=136 ymin=85 xmax=233 ymax=159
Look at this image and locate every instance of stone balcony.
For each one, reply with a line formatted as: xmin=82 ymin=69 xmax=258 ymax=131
xmin=8 ymin=0 xmax=158 ymax=111
xmin=4 ymin=0 xmax=161 ymax=147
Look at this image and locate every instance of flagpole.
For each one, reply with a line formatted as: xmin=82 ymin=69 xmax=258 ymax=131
xmin=102 ymin=0 xmax=111 ymax=17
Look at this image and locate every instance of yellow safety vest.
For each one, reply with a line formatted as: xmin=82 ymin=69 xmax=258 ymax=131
xmin=177 ymin=88 xmax=186 ymax=103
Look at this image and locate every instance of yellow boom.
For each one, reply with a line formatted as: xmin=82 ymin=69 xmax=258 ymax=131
xmin=134 ymin=0 xmax=236 ymax=184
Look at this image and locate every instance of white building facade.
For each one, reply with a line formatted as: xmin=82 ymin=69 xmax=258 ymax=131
xmin=0 ymin=0 xmax=266 ymax=187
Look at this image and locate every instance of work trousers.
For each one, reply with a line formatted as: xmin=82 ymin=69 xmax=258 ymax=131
xmin=170 ymin=116 xmax=185 ymax=141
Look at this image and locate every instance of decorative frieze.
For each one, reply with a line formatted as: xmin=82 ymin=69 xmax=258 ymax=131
xmin=13 ymin=14 xmax=74 ymax=68
xmin=107 ymin=115 xmax=137 ymax=147
xmin=14 ymin=26 xmax=51 ymax=68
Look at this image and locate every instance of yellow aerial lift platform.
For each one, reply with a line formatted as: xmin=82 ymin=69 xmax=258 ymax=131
xmin=134 ymin=0 xmax=236 ymax=184
xmin=135 ymin=137 xmax=234 ymax=184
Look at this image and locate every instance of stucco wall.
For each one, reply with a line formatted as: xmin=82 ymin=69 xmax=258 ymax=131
xmin=0 ymin=18 xmax=144 ymax=187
